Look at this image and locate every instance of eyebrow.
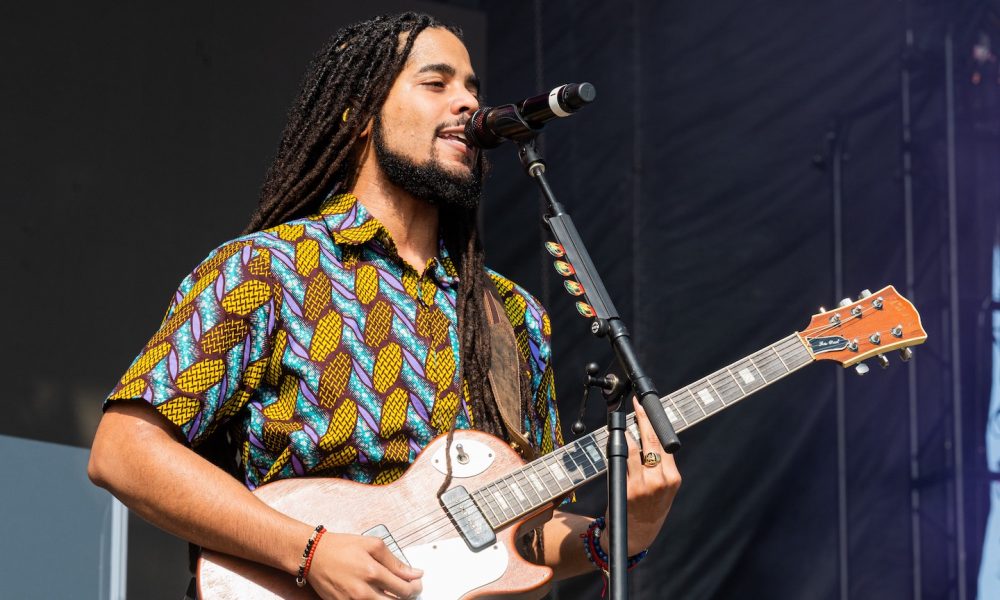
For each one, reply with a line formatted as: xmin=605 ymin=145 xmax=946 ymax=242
xmin=416 ymin=63 xmax=481 ymax=95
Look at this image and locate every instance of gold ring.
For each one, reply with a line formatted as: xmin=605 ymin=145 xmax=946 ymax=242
xmin=642 ymin=451 xmax=661 ymax=468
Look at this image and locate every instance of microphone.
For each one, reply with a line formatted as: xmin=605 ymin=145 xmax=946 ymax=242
xmin=464 ymin=82 xmax=596 ymax=149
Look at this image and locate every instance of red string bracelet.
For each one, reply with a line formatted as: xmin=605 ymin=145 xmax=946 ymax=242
xmin=296 ymin=525 xmax=327 ymax=588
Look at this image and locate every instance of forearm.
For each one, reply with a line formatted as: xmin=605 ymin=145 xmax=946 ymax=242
xmin=88 ymin=402 xmax=312 ymax=576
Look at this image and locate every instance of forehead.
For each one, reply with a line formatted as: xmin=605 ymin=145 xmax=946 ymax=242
xmin=401 ymin=28 xmax=475 ymax=75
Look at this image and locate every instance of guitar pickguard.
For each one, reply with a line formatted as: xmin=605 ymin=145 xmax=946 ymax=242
xmin=404 ymin=536 xmax=509 ymax=600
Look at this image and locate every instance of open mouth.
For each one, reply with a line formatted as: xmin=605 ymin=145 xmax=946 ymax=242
xmin=437 ymin=128 xmax=473 ymax=158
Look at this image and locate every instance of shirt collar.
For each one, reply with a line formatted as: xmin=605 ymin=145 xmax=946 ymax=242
xmin=317 ymin=192 xmax=460 ymax=286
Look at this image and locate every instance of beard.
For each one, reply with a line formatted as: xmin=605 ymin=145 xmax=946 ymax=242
xmin=372 ymin=115 xmax=485 ymax=210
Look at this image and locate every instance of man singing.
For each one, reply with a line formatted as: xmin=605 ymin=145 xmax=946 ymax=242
xmin=89 ymin=12 xmax=680 ymax=599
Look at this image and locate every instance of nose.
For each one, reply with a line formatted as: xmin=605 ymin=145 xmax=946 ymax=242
xmin=451 ymin=86 xmax=480 ymax=116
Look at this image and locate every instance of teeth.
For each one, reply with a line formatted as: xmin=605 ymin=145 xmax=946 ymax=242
xmin=441 ymin=133 xmax=468 ymax=146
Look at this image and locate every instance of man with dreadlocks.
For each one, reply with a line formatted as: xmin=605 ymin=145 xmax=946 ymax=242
xmin=89 ymin=12 xmax=679 ymax=599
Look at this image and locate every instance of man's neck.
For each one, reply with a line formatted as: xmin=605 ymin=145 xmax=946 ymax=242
xmin=349 ymin=178 xmax=440 ymax=275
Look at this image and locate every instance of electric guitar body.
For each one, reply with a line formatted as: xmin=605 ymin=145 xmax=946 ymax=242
xmin=198 ymin=430 xmax=553 ymax=600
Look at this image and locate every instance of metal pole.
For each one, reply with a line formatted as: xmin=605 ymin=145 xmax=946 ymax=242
xmin=900 ymin=9 xmax=923 ymax=598
xmin=944 ymin=28 xmax=968 ymax=600
xmin=110 ymin=498 xmax=128 ymax=600
xmin=830 ymin=121 xmax=850 ymax=600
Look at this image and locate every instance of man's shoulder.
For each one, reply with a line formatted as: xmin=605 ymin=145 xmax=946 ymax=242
xmin=486 ymin=268 xmax=551 ymax=341
xmin=194 ymin=216 xmax=334 ymax=272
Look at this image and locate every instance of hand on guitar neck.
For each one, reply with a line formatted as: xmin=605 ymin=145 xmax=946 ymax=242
xmin=618 ymin=398 xmax=681 ymax=554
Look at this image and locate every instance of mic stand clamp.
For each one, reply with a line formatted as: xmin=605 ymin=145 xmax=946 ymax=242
xmin=514 ymin=138 xmax=680 ymax=600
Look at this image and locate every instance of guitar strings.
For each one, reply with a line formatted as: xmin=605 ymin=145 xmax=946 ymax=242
xmin=383 ymin=337 xmax=791 ymax=552
xmin=389 ymin=453 xmax=571 ymax=548
xmin=368 ymin=315 xmax=878 ymax=552
xmin=656 ymin=335 xmax=809 ymax=429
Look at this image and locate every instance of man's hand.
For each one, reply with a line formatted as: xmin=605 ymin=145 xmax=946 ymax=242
xmin=619 ymin=396 xmax=682 ymax=554
xmin=307 ymin=534 xmax=422 ymax=600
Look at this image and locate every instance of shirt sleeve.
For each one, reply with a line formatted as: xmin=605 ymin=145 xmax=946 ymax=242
xmin=105 ymin=239 xmax=277 ymax=447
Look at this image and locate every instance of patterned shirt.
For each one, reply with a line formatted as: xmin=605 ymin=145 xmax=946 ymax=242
xmin=106 ymin=193 xmax=564 ymax=490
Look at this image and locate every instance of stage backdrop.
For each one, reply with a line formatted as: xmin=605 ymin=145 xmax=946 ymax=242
xmin=2 ymin=0 xmax=996 ymax=598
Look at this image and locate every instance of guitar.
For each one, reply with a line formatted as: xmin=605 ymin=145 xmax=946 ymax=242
xmin=198 ymin=285 xmax=926 ymax=599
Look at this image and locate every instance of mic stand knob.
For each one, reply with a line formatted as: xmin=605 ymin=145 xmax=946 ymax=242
xmin=572 ymin=363 xmax=625 ymax=436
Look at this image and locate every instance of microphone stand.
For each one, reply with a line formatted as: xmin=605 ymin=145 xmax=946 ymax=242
xmin=513 ymin=138 xmax=680 ymax=600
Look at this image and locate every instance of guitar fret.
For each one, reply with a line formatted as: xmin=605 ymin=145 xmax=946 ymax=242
xmin=475 ymin=489 xmax=502 ymax=527
xmin=509 ymin=478 xmax=528 ymax=504
xmin=747 ymin=356 xmax=767 ymax=383
xmin=770 ymin=344 xmax=790 ymax=371
xmin=751 ymin=349 xmax=785 ymax=382
xmin=725 ymin=366 xmax=748 ymax=394
xmin=686 ymin=387 xmax=709 ymax=414
xmin=706 ymin=377 xmax=727 ymax=405
xmin=709 ymin=371 xmax=743 ymax=404
xmin=547 ymin=455 xmax=571 ymax=488
xmin=483 ymin=484 xmax=508 ymax=523
xmin=498 ymin=477 xmax=525 ymax=515
xmin=661 ymin=396 xmax=687 ymax=427
xmin=513 ymin=470 xmax=544 ymax=506
xmin=674 ymin=392 xmax=704 ymax=423
xmin=581 ymin=435 xmax=607 ymax=470
xmin=526 ymin=463 xmax=554 ymax=498
xmin=534 ymin=458 xmax=562 ymax=498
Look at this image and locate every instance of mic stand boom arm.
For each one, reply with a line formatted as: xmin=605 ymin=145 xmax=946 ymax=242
xmin=514 ymin=139 xmax=680 ymax=600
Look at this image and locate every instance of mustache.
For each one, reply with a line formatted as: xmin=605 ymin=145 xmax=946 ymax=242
xmin=434 ymin=117 xmax=471 ymax=136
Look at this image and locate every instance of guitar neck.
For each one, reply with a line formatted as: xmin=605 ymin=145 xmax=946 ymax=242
xmin=471 ymin=333 xmax=815 ymax=529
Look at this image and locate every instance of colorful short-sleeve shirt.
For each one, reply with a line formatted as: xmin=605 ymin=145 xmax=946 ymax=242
xmin=106 ymin=193 xmax=563 ymax=490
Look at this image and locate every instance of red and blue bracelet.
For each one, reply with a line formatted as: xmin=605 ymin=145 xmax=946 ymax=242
xmin=581 ymin=516 xmax=648 ymax=594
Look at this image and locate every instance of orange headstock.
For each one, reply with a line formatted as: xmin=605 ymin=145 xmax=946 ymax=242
xmin=797 ymin=285 xmax=927 ymax=371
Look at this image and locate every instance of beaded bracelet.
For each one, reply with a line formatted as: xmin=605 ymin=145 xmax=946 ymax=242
xmin=581 ymin=516 xmax=648 ymax=575
xmin=295 ymin=525 xmax=327 ymax=588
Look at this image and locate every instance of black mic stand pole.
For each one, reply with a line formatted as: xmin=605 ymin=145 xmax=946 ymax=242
xmin=514 ymin=138 xmax=680 ymax=600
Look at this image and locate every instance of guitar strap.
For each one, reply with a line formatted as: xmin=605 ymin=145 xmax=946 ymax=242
xmin=483 ymin=285 xmax=536 ymax=462
xmin=483 ymin=284 xmax=546 ymax=566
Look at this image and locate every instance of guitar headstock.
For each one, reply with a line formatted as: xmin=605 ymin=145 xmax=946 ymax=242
xmin=797 ymin=285 xmax=927 ymax=373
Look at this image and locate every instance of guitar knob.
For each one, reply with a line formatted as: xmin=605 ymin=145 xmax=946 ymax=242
xmin=876 ymin=354 xmax=890 ymax=369
xmin=859 ymin=289 xmax=872 ymax=299
xmin=455 ymin=444 xmax=470 ymax=465
xmin=838 ymin=297 xmax=853 ymax=308
xmin=899 ymin=348 xmax=913 ymax=362
xmin=855 ymin=362 xmax=870 ymax=376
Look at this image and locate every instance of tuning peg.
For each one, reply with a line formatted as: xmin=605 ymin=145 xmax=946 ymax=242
xmin=818 ymin=306 xmax=827 ymax=313
xmin=898 ymin=348 xmax=913 ymax=362
xmin=855 ymin=362 xmax=870 ymax=376
xmin=876 ymin=354 xmax=890 ymax=369
xmin=838 ymin=297 xmax=853 ymax=308
xmin=859 ymin=289 xmax=872 ymax=299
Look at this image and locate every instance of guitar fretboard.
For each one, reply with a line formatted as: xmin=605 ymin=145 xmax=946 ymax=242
xmin=470 ymin=333 xmax=813 ymax=529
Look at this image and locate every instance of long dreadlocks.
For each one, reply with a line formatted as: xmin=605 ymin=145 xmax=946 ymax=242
xmin=244 ymin=13 xmax=535 ymax=448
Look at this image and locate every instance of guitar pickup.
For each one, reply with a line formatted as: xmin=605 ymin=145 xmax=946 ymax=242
xmin=440 ymin=486 xmax=497 ymax=552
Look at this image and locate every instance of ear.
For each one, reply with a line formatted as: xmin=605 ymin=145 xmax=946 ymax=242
xmin=358 ymin=117 xmax=373 ymax=140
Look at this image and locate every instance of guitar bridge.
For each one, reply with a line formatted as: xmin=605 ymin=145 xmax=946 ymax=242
xmin=362 ymin=524 xmax=409 ymax=565
xmin=440 ymin=486 xmax=497 ymax=552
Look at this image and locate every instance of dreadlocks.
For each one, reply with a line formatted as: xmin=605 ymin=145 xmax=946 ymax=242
xmin=245 ymin=13 xmax=532 ymax=446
